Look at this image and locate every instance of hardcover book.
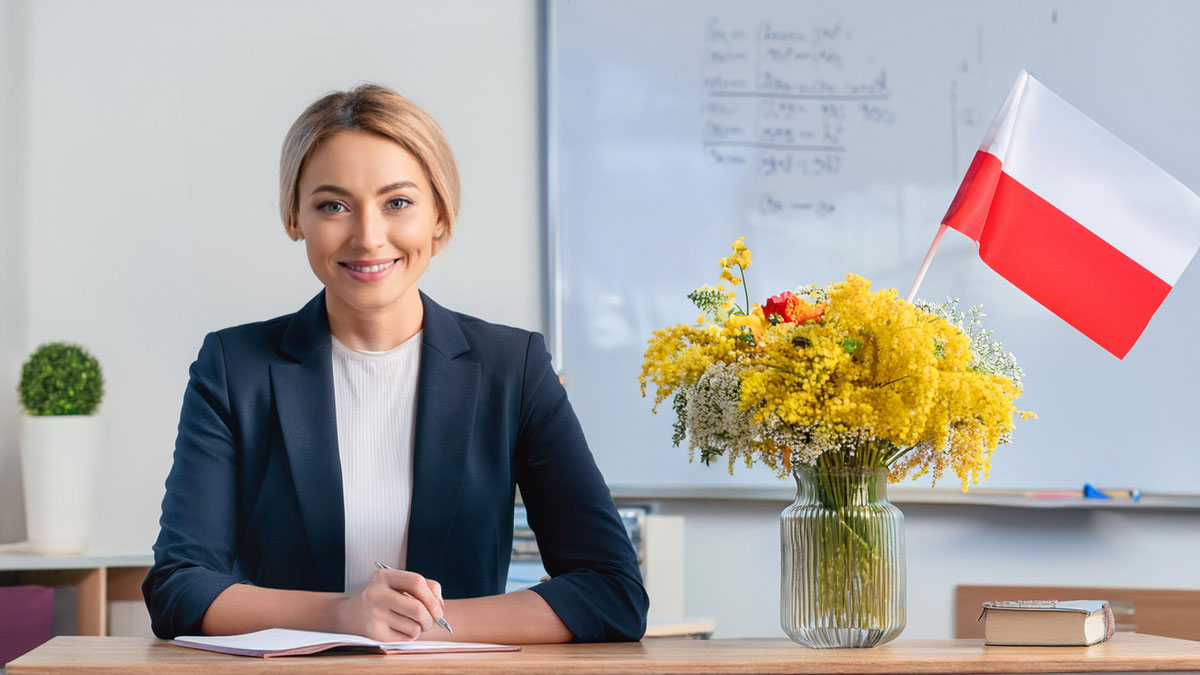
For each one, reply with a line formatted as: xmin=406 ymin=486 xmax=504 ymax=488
xmin=980 ymin=600 xmax=1116 ymax=646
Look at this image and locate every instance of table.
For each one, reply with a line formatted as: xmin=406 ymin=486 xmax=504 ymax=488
xmin=9 ymin=633 xmax=1200 ymax=673
xmin=0 ymin=551 xmax=153 ymax=636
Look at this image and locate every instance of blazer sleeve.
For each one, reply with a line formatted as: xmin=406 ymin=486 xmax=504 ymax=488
xmin=142 ymin=332 xmax=243 ymax=638
xmin=515 ymin=332 xmax=649 ymax=642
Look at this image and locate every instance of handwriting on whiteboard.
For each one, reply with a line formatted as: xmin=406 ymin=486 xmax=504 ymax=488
xmin=701 ymin=17 xmax=898 ymax=220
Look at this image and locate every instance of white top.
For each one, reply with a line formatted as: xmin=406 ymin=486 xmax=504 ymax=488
xmin=331 ymin=330 xmax=422 ymax=592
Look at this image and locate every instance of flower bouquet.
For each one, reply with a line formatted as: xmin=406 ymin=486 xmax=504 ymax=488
xmin=639 ymin=237 xmax=1031 ymax=647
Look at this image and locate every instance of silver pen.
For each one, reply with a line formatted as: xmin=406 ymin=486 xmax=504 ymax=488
xmin=374 ymin=561 xmax=454 ymax=634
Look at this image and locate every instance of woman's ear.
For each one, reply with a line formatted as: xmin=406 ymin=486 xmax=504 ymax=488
xmin=287 ymin=217 xmax=304 ymax=242
xmin=431 ymin=220 xmax=447 ymax=256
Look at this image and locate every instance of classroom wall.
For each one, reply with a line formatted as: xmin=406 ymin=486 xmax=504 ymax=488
xmin=0 ymin=0 xmax=31 ymax=545
xmin=2 ymin=0 xmax=1196 ymax=641
xmin=2 ymin=0 xmax=542 ymax=554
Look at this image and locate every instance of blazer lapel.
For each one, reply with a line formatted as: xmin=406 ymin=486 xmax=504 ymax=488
xmin=406 ymin=292 xmax=480 ymax=578
xmin=269 ymin=290 xmax=346 ymax=592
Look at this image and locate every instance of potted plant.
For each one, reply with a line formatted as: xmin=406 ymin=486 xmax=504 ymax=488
xmin=17 ymin=342 xmax=105 ymax=554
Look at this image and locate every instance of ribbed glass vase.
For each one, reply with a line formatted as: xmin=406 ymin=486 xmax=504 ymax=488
xmin=781 ymin=463 xmax=906 ymax=648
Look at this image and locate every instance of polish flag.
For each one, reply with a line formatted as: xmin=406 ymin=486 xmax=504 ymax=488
xmin=942 ymin=71 xmax=1200 ymax=359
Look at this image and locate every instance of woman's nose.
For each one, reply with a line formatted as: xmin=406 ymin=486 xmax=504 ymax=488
xmin=351 ymin=209 xmax=387 ymax=250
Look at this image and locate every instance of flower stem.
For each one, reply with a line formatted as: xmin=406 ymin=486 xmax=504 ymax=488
xmin=738 ymin=264 xmax=751 ymax=315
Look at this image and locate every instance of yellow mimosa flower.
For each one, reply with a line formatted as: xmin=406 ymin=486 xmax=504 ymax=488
xmin=640 ymin=239 xmax=1028 ymax=491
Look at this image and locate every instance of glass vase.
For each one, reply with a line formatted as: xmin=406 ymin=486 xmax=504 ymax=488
xmin=780 ymin=464 xmax=906 ymax=648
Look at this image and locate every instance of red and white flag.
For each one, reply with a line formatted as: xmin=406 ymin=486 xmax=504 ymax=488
xmin=943 ymin=70 xmax=1200 ymax=359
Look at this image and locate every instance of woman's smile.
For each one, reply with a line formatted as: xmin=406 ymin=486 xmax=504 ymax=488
xmin=339 ymin=257 xmax=401 ymax=282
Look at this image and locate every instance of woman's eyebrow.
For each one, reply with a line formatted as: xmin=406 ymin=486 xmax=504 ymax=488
xmin=310 ymin=181 xmax=420 ymax=197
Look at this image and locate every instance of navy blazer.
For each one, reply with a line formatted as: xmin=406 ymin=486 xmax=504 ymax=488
xmin=142 ymin=290 xmax=647 ymax=641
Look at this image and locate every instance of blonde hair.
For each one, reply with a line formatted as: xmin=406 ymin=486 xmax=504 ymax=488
xmin=279 ymin=84 xmax=461 ymax=243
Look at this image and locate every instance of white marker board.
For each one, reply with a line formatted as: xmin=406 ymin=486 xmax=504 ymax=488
xmin=547 ymin=0 xmax=1200 ymax=493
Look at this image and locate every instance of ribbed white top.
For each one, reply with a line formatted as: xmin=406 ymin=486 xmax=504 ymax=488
xmin=331 ymin=330 xmax=422 ymax=592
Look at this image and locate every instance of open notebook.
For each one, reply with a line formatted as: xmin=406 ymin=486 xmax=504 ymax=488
xmin=170 ymin=628 xmax=521 ymax=658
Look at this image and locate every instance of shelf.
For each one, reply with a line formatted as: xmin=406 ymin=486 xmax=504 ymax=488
xmin=0 ymin=546 xmax=153 ymax=636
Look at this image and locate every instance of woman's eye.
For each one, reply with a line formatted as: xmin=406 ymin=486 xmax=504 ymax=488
xmin=318 ymin=202 xmax=346 ymax=214
xmin=386 ymin=197 xmax=412 ymax=210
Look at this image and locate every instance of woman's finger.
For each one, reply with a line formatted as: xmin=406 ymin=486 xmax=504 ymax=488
xmin=378 ymin=609 xmax=424 ymax=641
xmin=378 ymin=569 xmax=443 ymax=622
xmin=426 ymin=578 xmax=445 ymax=614
xmin=389 ymin=592 xmax=435 ymax=633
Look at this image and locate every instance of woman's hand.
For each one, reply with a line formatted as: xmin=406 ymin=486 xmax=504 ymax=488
xmin=336 ymin=568 xmax=446 ymax=641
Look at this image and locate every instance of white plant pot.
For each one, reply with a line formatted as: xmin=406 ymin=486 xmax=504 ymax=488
xmin=19 ymin=414 xmax=104 ymax=555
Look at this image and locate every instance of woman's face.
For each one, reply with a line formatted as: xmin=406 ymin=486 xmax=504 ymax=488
xmin=293 ymin=129 xmax=445 ymax=319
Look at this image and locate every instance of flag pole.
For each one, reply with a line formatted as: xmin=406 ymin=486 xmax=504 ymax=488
xmin=906 ymin=223 xmax=948 ymax=303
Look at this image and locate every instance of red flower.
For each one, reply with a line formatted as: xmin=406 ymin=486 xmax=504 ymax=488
xmin=763 ymin=292 xmax=795 ymax=323
xmin=763 ymin=291 xmax=825 ymax=325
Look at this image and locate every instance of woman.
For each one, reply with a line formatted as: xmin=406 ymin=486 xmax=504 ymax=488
xmin=142 ymin=84 xmax=648 ymax=644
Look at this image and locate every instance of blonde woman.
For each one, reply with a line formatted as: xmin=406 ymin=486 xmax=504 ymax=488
xmin=142 ymin=84 xmax=647 ymax=644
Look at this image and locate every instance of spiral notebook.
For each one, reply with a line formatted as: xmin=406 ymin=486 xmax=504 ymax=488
xmin=170 ymin=628 xmax=521 ymax=658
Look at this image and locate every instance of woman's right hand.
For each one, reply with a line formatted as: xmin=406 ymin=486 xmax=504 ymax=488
xmin=336 ymin=568 xmax=446 ymax=641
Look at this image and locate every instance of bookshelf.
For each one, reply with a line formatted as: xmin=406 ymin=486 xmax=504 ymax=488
xmin=0 ymin=549 xmax=152 ymax=636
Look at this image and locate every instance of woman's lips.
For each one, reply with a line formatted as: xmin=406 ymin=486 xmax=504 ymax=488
xmin=339 ymin=258 xmax=399 ymax=282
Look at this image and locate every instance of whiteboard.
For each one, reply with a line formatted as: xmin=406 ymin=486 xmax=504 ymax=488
xmin=547 ymin=0 xmax=1200 ymax=494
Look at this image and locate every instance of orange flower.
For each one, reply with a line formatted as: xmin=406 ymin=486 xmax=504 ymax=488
xmin=763 ymin=291 xmax=825 ymax=325
xmin=793 ymin=302 xmax=825 ymax=324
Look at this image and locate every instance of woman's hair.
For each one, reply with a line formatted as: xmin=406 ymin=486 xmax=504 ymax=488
xmin=279 ymin=84 xmax=461 ymax=243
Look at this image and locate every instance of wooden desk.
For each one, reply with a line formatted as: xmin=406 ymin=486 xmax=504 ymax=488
xmin=9 ymin=633 xmax=1200 ymax=673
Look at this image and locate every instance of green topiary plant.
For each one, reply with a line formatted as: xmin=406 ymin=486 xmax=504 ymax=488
xmin=18 ymin=342 xmax=105 ymax=416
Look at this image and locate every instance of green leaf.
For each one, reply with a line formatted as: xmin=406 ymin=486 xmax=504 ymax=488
xmin=687 ymin=288 xmax=727 ymax=317
xmin=670 ymin=392 xmax=688 ymax=447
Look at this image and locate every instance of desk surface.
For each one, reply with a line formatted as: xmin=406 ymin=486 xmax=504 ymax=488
xmin=8 ymin=633 xmax=1200 ymax=674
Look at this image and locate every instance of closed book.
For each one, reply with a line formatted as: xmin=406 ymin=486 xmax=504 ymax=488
xmin=981 ymin=600 xmax=1116 ymax=646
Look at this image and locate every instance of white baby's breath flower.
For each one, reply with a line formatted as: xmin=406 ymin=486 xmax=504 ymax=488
xmin=683 ymin=362 xmax=754 ymax=461
xmin=915 ymin=298 xmax=1024 ymax=389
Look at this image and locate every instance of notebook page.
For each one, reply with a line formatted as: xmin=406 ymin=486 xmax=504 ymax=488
xmin=376 ymin=640 xmax=519 ymax=651
xmin=173 ymin=628 xmax=518 ymax=655
xmin=174 ymin=628 xmax=378 ymax=652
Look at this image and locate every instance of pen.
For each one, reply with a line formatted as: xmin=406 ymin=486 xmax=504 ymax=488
xmin=374 ymin=561 xmax=454 ymax=634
